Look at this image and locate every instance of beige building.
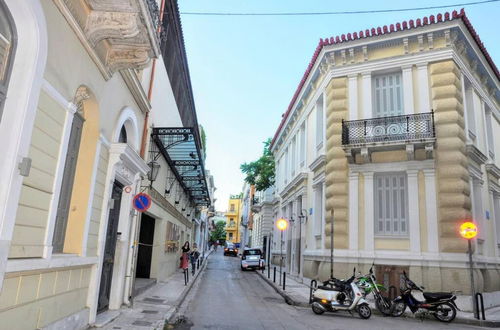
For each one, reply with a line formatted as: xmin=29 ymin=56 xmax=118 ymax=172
xmin=0 ymin=0 xmax=211 ymax=329
xmin=270 ymin=9 xmax=500 ymax=308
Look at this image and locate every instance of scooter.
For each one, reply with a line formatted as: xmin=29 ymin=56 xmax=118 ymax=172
xmin=311 ymin=268 xmax=372 ymax=319
xmin=392 ymin=271 xmax=458 ymax=322
xmin=356 ymin=265 xmax=393 ymax=316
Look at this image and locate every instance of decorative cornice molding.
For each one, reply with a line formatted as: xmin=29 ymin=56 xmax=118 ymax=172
xmin=486 ymin=163 xmax=500 ymax=179
xmin=309 ymin=154 xmax=326 ymax=173
xmin=466 ymin=143 xmax=488 ymax=165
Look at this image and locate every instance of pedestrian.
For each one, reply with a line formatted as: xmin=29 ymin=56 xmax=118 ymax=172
xmin=180 ymin=241 xmax=190 ymax=270
xmin=189 ymin=243 xmax=200 ymax=275
xmin=214 ymin=240 xmax=218 ymax=252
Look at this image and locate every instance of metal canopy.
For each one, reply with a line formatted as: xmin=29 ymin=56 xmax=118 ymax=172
xmin=151 ymin=127 xmax=210 ymax=206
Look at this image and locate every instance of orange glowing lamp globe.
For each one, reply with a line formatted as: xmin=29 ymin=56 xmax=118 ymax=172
xmin=276 ymin=218 xmax=288 ymax=231
xmin=459 ymin=222 xmax=478 ymax=239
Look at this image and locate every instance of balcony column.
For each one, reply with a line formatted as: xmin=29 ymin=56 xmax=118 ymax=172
xmin=348 ymin=74 xmax=358 ymax=120
xmin=423 ymin=169 xmax=439 ymax=253
xmin=361 ymin=72 xmax=372 ymax=119
xmin=407 ymin=170 xmax=421 ymax=253
xmin=348 ymin=171 xmax=359 ymax=250
xmin=364 ymin=171 xmax=374 ymax=252
xmin=402 ymin=65 xmax=414 ymax=115
xmin=416 ymin=63 xmax=430 ymax=113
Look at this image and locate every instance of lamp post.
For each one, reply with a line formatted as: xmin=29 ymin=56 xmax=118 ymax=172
xmin=276 ymin=218 xmax=288 ymax=285
xmin=147 ymin=160 xmax=160 ymax=188
xmin=459 ymin=221 xmax=478 ymax=319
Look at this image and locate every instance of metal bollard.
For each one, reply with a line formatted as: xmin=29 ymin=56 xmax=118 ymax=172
xmin=267 ymin=264 xmax=270 ymax=278
xmin=475 ymin=293 xmax=486 ymax=320
xmin=273 ymin=267 xmax=276 ymax=283
xmin=184 ymin=269 xmax=188 ymax=286
xmin=197 ymin=259 xmax=200 ymax=270
xmin=283 ymin=272 xmax=286 ymax=291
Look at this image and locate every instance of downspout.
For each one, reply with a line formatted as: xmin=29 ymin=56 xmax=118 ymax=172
xmin=127 ymin=0 xmax=166 ymax=305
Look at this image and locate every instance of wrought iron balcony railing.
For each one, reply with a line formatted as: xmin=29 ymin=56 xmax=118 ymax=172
xmin=342 ymin=111 xmax=435 ymax=146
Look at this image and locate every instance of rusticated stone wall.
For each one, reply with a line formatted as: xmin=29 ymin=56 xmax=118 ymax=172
xmin=325 ymin=77 xmax=348 ymax=249
xmin=430 ymin=60 xmax=471 ymax=253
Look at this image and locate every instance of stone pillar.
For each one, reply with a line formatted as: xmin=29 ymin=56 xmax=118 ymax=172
xmin=348 ymin=172 xmax=359 ymax=250
xmin=325 ymin=77 xmax=348 ymax=249
xmin=407 ymin=170 xmax=421 ymax=253
xmin=423 ymin=169 xmax=439 ymax=253
xmin=402 ymin=65 xmax=414 ymax=115
xmin=430 ymin=60 xmax=470 ymax=253
xmin=361 ymin=72 xmax=372 ymax=119
xmin=364 ymin=172 xmax=374 ymax=252
xmin=348 ymin=74 xmax=358 ymax=120
xmin=417 ymin=63 xmax=430 ymax=113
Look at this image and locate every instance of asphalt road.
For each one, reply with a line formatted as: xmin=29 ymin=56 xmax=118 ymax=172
xmin=171 ymin=250 xmax=481 ymax=330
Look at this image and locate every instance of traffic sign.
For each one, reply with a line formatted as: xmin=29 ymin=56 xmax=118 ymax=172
xmin=133 ymin=193 xmax=151 ymax=212
xmin=459 ymin=221 xmax=478 ymax=239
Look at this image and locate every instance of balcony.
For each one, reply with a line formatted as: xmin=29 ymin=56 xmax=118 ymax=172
xmin=54 ymin=0 xmax=162 ymax=79
xmin=342 ymin=112 xmax=435 ymax=163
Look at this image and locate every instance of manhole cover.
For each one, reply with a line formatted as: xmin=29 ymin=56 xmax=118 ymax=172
xmin=263 ymin=297 xmax=282 ymax=303
xmin=143 ymin=297 xmax=165 ymax=304
xmin=132 ymin=320 xmax=153 ymax=326
xmin=142 ymin=310 xmax=159 ymax=314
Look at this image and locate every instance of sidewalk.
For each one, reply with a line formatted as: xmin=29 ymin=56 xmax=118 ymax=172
xmin=256 ymin=268 xmax=500 ymax=328
xmin=94 ymin=251 xmax=212 ymax=330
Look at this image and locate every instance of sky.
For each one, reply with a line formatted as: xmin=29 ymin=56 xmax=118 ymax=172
xmin=178 ymin=0 xmax=500 ymax=211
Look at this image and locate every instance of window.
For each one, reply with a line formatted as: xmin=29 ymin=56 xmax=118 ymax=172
xmin=493 ymin=197 xmax=500 ymax=246
xmin=374 ymin=173 xmax=408 ymax=236
xmin=299 ymin=123 xmax=306 ymax=167
xmin=284 ymin=147 xmax=289 ymax=184
xmin=313 ymin=184 xmax=323 ymax=237
xmin=373 ymin=73 xmax=403 ymax=117
xmin=315 ymin=95 xmax=324 ymax=149
xmin=230 ymin=204 xmax=235 ymax=212
xmin=52 ymin=113 xmax=85 ymax=252
xmin=118 ymin=125 xmax=127 ymax=143
xmin=485 ymin=106 xmax=495 ymax=159
xmin=0 ymin=1 xmax=16 ymax=120
xmin=229 ymin=232 xmax=233 ymax=240
xmin=463 ymin=78 xmax=476 ymax=142
xmin=291 ymin=135 xmax=296 ymax=177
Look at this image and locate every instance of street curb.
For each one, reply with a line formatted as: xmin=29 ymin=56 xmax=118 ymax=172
xmin=256 ymin=270 xmax=500 ymax=328
xmin=166 ymin=250 xmax=213 ymax=324
xmin=255 ymin=270 xmax=309 ymax=308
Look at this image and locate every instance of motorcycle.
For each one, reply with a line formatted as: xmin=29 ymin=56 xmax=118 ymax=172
xmin=311 ymin=268 xmax=372 ymax=319
xmin=392 ymin=271 xmax=458 ymax=322
xmin=356 ymin=265 xmax=394 ymax=316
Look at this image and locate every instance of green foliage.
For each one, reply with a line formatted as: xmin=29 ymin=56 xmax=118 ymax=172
xmin=210 ymin=220 xmax=226 ymax=242
xmin=240 ymin=138 xmax=275 ymax=191
xmin=199 ymin=125 xmax=207 ymax=161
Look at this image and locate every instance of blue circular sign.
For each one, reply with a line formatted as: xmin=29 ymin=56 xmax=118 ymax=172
xmin=133 ymin=193 xmax=151 ymax=212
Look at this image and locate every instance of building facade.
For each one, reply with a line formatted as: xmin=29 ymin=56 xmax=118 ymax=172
xmin=0 ymin=0 xmax=211 ymax=328
xmin=225 ymin=195 xmax=242 ymax=244
xmin=270 ymin=9 xmax=500 ymax=305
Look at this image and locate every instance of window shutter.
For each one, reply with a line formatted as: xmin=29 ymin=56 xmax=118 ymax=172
xmin=374 ymin=173 xmax=407 ymax=236
xmin=52 ymin=113 xmax=84 ymax=252
xmin=374 ymin=73 xmax=403 ymax=117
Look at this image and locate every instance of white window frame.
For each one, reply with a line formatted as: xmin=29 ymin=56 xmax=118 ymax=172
xmin=374 ymin=172 xmax=409 ymax=237
xmin=485 ymin=105 xmax=495 ymax=160
xmin=299 ymin=123 xmax=306 ymax=168
xmin=313 ymin=183 xmax=324 ymax=237
xmin=372 ymin=72 xmax=404 ymax=118
xmin=291 ymin=135 xmax=297 ymax=178
xmin=284 ymin=147 xmax=289 ymax=185
xmin=315 ymin=95 xmax=324 ymax=150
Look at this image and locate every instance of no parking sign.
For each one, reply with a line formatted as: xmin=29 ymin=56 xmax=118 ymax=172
xmin=133 ymin=193 xmax=151 ymax=212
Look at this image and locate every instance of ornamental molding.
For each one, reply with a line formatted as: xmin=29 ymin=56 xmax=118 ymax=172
xmin=486 ymin=163 xmax=500 ymax=179
xmin=54 ymin=0 xmax=161 ymax=80
xmin=309 ymin=154 xmax=326 ymax=173
xmin=466 ymin=143 xmax=488 ymax=165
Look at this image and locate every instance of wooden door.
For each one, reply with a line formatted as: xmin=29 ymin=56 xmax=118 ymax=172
xmin=375 ymin=264 xmax=409 ymax=298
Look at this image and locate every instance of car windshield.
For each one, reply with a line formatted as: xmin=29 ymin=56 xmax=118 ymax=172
xmin=226 ymin=244 xmax=234 ymax=248
xmin=243 ymin=249 xmax=261 ymax=256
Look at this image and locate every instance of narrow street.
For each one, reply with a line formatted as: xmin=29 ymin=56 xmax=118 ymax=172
xmin=171 ymin=251 xmax=482 ymax=330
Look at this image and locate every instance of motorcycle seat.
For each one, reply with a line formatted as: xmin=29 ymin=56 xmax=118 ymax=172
xmin=423 ymin=292 xmax=453 ymax=301
xmin=318 ymin=285 xmax=342 ymax=291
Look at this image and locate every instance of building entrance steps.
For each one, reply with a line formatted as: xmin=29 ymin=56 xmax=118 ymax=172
xmin=258 ymin=265 xmax=500 ymax=327
xmin=94 ymin=250 xmax=213 ymax=329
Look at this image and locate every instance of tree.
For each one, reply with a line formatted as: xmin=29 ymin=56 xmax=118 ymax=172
xmin=210 ymin=220 xmax=226 ymax=242
xmin=240 ymin=138 xmax=275 ymax=191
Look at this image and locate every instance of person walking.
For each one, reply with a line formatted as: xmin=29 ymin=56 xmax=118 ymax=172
xmin=214 ymin=240 xmax=218 ymax=252
xmin=180 ymin=241 xmax=190 ymax=270
xmin=190 ymin=243 xmax=200 ymax=275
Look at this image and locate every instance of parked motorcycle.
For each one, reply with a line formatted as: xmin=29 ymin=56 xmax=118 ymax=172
xmin=311 ymin=268 xmax=372 ymax=319
xmin=392 ymin=271 xmax=458 ymax=322
xmin=356 ymin=265 xmax=393 ymax=316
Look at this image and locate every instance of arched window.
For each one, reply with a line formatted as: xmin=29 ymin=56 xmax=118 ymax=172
xmin=118 ymin=125 xmax=127 ymax=143
xmin=0 ymin=0 xmax=16 ymax=121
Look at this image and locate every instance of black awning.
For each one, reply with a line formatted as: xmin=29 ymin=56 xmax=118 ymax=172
xmin=151 ymin=127 xmax=210 ymax=206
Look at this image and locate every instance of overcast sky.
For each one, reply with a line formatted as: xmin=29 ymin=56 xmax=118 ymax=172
xmin=178 ymin=0 xmax=500 ymax=211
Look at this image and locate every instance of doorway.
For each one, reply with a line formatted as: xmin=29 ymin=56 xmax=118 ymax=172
xmin=375 ymin=265 xmax=409 ymax=298
xmin=136 ymin=214 xmax=155 ymax=278
xmin=97 ymin=181 xmax=123 ymax=313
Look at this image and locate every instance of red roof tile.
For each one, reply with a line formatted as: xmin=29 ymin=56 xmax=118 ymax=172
xmin=270 ymin=9 xmax=499 ymax=149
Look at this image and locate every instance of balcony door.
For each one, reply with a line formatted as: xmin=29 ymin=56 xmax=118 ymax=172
xmin=373 ymin=73 xmax=403 ymax=118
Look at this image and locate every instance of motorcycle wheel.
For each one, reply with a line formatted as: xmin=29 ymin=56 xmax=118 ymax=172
xmin=433 ymin=302 xmax=457 ymax=323
xmin=312 ymin=304 xmax=325 ymax=315
xmin=357 ymin=303 xmax=372 ymax=319
xmin=375 ymin=295 xmax=393 ymax=316
xmin=391 ymin=301 xmax=407 ymax=317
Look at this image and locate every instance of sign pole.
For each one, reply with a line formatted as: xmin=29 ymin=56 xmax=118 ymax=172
xmin=330 ymin=209 xmax=334 ymax=280
xmin=280 ymin=229 xmax=283 ymax=285
xmin=468 ymin=239 xmax=478 ymax=319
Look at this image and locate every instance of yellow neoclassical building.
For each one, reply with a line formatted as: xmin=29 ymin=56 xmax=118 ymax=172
xmin=270 ymin=9 xmax=500 ymax=309
xmin=225 ymin=195 xmax=242 ymax=244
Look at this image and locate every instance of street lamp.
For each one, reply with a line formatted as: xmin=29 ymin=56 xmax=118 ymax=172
xmin=276 ymin=218 xmax=288 ymax=285
xmin=147 ymin=160 xmax=160 ymax=187
xmin=459 ymin=221 xmax=478 ymax=318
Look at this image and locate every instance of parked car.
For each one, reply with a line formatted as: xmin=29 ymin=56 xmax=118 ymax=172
xmin=224 ymin=242 xmax=238 ymax=256
xmin=241 ymin=248 xmax=265 ymax=271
